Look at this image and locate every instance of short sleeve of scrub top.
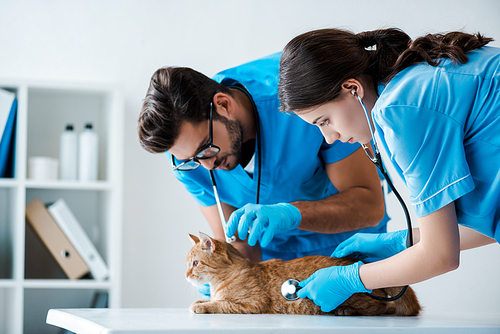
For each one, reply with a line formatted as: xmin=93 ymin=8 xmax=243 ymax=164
xmin=374 ymin=97 xmax=475 ymax=217
xmin=372 ymin=56 xmax=488 ymax=217
xmin=373 ymin=46 xmax=500 ymax=242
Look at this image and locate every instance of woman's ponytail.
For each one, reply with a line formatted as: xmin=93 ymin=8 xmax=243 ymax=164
xmin=387 ymin=32 xmax=493 ymax=81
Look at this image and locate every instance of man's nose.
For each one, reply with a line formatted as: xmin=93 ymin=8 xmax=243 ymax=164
xmin=199 ymin=156 xmax=217 ymax=170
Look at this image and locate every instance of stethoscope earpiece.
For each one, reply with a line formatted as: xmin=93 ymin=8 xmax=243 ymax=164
xmin=351 ymin=89 xmax=357 ymax=96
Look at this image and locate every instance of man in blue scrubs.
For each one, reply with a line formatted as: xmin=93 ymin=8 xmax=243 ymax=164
xmin=138 ymin=52 xmax=389 ymax=263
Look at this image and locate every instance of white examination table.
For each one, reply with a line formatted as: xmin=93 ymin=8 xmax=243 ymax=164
xmin=46 ymin=308 xmax=500 ymax=333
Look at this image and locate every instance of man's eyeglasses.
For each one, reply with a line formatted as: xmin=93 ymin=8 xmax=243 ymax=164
xmin=171 ymin=101 xmax=220 ymax=171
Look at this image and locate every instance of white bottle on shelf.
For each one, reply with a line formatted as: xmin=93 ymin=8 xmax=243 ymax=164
xmin=59 ymin=124 xmax=78 ymax=180
xmin=78 ymin=123 xmax=99 ymax=182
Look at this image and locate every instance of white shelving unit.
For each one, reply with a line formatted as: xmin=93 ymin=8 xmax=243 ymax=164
xmin=0 ymin=80 xmax=123 ymax=334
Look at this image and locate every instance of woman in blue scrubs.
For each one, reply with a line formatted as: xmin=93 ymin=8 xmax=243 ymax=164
xmin=278 ymin=28 xmax=500 ymax=312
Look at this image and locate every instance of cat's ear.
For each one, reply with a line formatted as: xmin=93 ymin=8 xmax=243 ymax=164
xmin=189 ymin=234 xmax=200 ymax=245
xmin=199 ymin=232 xmax=216 ymax=253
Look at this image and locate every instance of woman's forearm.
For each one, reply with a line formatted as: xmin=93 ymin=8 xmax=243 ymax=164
xmin=359 ymin=241 xmax=458 ymax=289
xmin=359 ymin=203 xmax=460 ymax=289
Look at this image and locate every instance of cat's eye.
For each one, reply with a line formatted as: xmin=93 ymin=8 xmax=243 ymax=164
xmin=193 ymin=260 xmax=199 ymax=268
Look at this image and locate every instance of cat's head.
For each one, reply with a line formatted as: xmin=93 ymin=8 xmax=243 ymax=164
xmin=185 ymin=232 xmax=240 ymax=287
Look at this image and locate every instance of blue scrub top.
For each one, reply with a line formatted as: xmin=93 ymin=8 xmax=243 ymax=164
xmin=373 ymin=46 xmax=500 ymax=242
xmin=169 ymin=52 xmax=389 ymax=253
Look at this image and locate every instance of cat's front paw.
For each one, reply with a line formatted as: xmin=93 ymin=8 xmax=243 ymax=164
xmin=190 ymin=301 xmax=211 ymax=314
xmin=334 ymin=306 xmax=356 ymax=316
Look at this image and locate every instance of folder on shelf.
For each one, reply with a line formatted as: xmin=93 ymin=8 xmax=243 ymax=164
xmin=48 ymin=199 xmax=110 ymax=281
xmin=0 ymin=88 xmax=17 ymax=178
xmin=25 ymin=198 xmax=90 ymax=280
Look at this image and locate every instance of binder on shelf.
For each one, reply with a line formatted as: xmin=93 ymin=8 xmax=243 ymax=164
xmin=0 ymin=89 xmax=13 ymax=136
xmin=48 ymin=199 xmax=109 ymax=281
xmin=25 ymin=198 xmax=90 ymax=280
xmin=90 ymin=290 xmax=109 ymax=308
xmin=25 ymin=219 xmax=71 ymax=279
xmin=0 ymin=88 xmax=17 ymax=178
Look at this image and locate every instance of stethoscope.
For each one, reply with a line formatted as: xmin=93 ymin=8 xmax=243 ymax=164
xmin=210 ymin=82 xmax=262 ymax=244
xmin=281 ymin=90 xmax=414 ymax=302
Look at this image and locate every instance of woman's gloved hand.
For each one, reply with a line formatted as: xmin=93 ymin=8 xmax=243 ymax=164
xmin=197 ymin=283 xmax=210 ymax=300
xmin=297 ymin=262 xmax=371 ymax=312
xmin=226 ymin=203 xmax=301 ymax=247
xmin=332 ymin=230 xmax=408 ymax=260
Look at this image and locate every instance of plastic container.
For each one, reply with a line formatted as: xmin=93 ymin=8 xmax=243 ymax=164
xmin=28 ymin=156 xmax=58 ymax=180
xmin=60 ymin=124 xmax=78 ymax=180
xmin=78 ymin=123 xmax=98 ymax=181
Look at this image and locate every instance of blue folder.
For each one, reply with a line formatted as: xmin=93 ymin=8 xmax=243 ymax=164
xmin=0 ymin=98 xmax=17 ymax=178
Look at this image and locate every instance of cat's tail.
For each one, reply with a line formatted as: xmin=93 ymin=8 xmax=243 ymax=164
xmin=384 ymin=286 xmax=422 ymax=316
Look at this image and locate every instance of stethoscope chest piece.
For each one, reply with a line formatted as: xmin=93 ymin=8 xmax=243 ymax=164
xmin=281 ymin=279 xmax=302 ymax=301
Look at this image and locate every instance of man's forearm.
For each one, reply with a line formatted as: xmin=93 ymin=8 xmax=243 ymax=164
xmin=231 ymin=240 xmax=262 ymax=262
xmin=459 ymin=225 xmax=495 ymax=250
xmin=292 ymin=185 xmax=385 ymax=234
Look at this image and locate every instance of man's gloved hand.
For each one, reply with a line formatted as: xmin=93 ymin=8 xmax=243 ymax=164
xmin=332 ymin=230 xmax=408 ymax=260
xmin=197 ymin=283 xmax=210 ymax=300
xmin=297 ymin=262 xmax=371 ymax=312
xmin=226 ymin=203 xmax=301 ymax=247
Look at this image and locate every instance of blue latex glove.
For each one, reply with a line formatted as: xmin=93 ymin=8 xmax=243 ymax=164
xmin=297 ymin=262 xmax=371 ymax=312
xmin=197 ymin=283 xmax=210 ymax=300
xmin=226 ymin=203 xmax=301 ymax=247
xmin=332 ymin=230 xmax=408 ymax=260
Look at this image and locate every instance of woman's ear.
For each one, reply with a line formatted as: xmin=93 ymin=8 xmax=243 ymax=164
xmin=341 ymin=79 xmax=364 ymax=99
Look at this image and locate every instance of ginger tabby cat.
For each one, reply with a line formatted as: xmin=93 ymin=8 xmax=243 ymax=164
xmin=186 ymin=232 xmax=421 ymax=316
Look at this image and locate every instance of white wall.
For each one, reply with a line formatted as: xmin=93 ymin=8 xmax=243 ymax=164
xmin=1 ymin=0 xmax=499 ymax=317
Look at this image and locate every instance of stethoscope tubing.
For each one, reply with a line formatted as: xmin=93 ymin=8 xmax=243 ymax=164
xmin=356 ymin=93 xmax=413 ymax=302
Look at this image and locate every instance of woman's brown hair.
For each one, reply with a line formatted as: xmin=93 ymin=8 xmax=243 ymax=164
xmin=278 ymin=28 xmax=493 ymax=113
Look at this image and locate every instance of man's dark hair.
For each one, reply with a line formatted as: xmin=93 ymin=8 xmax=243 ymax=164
xmin=138 ymin=67 xmax=231 ymax=153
